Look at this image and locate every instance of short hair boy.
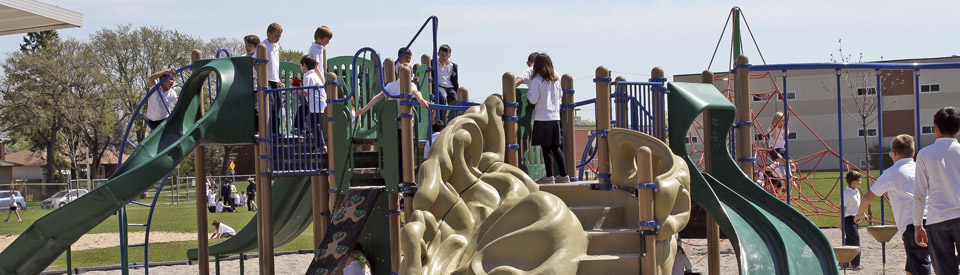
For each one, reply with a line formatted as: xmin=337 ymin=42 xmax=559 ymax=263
xmin=294 ymin=55 xmax=326 ymax=140
xmin=855 ymin=134 xmax=931 ymax=274
xmin=436 ymin=44 xmax=459 ymax=120
xmin=145 ymin=68 xmax=179 ymax=129
xmin=264 ymin=23 xmax=283 ymax=88
xmin=914 ymin=106 xmax=960 ymax=274
xmin=515 ymin=52 xmax=541 ymax=87
xmin=243 ymin=35 xmax=260 ymax=56
xmin=842 ymin=171 xmax=862 ymax=268
xmin=308 ymin=26 xmax=332 ymax=78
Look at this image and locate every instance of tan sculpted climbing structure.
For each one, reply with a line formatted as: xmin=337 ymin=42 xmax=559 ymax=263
xmin=401 ymin=95 xmax=691 ymax=274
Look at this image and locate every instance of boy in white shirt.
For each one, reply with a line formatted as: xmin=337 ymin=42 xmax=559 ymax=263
xmin=145 ymin=68 xmax=179 ymax=129
xmin=356 ymin=64 xmax=430 ymax=117
xmin=914 ymin=106 xmax=960 ymax=274
xmin=842 ymin=171 xmax=862 ymax=268
xmin=514 ymin=52 xmax=540 ymax=87
xmin=307 ymin=26 xmax=332 ymax=81
xmin=423 ymin=120 xmax=444 ymax=159
xmin=210 ymin=220 xmax=235 ymax=238
xmin=295 ymin=56 xmax=326 ymax=140
xmin=436 ymin=44 xmax=458 ymax=120
xmin=855 ymin=134 xmax=931 ymax=274
xmin=263 ymin=23 xmax=283 ymax=135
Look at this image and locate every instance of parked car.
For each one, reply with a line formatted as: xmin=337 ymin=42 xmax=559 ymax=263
xmin=0 ymin=190 xmax=27 ymax=211
xmin=41 ymin=189 xmax=88 ymax=210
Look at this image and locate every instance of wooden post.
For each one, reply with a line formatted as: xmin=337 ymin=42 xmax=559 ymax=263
xmin=384 ymin=58 xmax=396 ymax=83
xmin=503 ymin=72 xmax=518 ymax=166
xmin=254 ymin=43 xmax=275 ymax=274
xmin=734 ymin=55 xmax=754 ymax=177
xmin=595 ymin=67 xmax=611 ymax=185
xmin=325 ymin=72 xmax=338 ymax=213
xmin=702 ymin=70 xmax=721 ymax=275
xmin=636 ymin=146 xmax=656 ymax=275
xmin=392 ymin=65 xmax=414 ymax=274
xmin=561 ymin=74 xmax=576 ymax=178
xmin=650 ymin=68 xmax=666 ymax=138
xmin=311 ymin=73 xmax=338 ymax=249
xmin=191 ymin=49 xmax=209 ymax=275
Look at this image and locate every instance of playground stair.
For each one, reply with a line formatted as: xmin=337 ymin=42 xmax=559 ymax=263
xmin=540 ymin=183 xmax=644 ymax=274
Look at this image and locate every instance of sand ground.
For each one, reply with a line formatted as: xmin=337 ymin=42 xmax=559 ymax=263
xmin=0 ymin=232 xmax=196 ymax=252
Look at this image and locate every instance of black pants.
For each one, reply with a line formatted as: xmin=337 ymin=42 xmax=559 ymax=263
xmin=268 ymin=81 xmax=281 ymax=135
xmin=542 ymin=145 xmax=568 ymax=178
xmin=843 ymin=216 xmax=860 ymax=267
xmin=436 ymin=86 xmax=457 ymax=121
xmin=146 ymin=119 xmax=164 ymax=130
xmin=927 ymin=217 xmax=960 ymax=274
xmin=903 ymin=223 xmax=932 ymax=275
xmin=247 ymin=195 xmax=256 ymax=211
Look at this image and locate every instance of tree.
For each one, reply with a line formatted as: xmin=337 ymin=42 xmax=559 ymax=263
xmin=280 ymin=49 xmax=305 ymax=63
xmin=19 ymin=31 xmax=60 ymax=54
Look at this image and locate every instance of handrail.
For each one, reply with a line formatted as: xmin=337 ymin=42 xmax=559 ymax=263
xmin=329 ymin=47 xmax=385 ymax=104
xmin=396 ymin=16 xmax=439 ymax=103
xmin=117 ymin=64 xmax=194 ymax=166
xmin=215 ymin=49 xmax=230 ymax=58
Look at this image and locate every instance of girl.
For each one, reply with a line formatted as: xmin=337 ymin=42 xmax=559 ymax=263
xmin=5 ymin=190 xmax=21 ymax=222
xmin=767 ymin=112 xmax=787 ymax=164
xmin=527 ymin=53 xmax=569 ymax=184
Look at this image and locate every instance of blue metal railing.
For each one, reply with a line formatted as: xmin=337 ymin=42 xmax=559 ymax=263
xmin=263 ymin=85 xmax=326 ymax=176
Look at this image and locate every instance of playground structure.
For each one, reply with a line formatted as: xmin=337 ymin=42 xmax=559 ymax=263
xmin=4 ymin=12 xmax=960 ymax=275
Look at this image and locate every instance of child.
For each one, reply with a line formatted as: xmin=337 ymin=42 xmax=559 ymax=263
xmin=210 ymin=220 xmax=236 ymax=238
xmin=423 ymin=120 xmax=444 ymax=159
xmin=215 ymin=199 xmax=224 ymax=213
xmin=436 ymin=44 xmax=458 ymax=120
xmin=396 ymin=47 xmax=413 ymax=69
xmin=243 ymin=34 xmax=260 ymax=56
xmin=842 ymin=171 xmax=861 ymax=269
xmin=207 ymin=189 xmax=217 ymax=213
xmin=246 ymin=177 xmax=257 ymax=211
xmin=914 ymin=106 xmax=960 ymax=274
xmin=767 ymin=112 xmax=787 ymax=164
xmin=514 ymin=52 xmax=540 ymax=87
xmin=527 ymin=53 xmax=569 ymax=184
xmin=263 ymin=23 xmax=283 ymax=135
xmin=294 ymin=55 xmax=326 ymax=139
xmin=4 ymin=190 xmax=21 ymax=222
xmin=145 ymin=68 xmax=179 ymax=129
xmin=308 ymin=26 xmax=332 ymax=80
xmin=343 ymin=244 xmax=372 ymax=275
xmin=855 ymin=134 xmax=931 ymax=274
xmin=356 ymin=64 xmax=430 ymax=117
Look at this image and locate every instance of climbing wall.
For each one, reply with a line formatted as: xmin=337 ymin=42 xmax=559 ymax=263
xmin=305 ymin=187 xmax=383 ymax=275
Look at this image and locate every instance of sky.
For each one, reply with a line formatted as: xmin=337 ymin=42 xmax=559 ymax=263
xmin=2 ymin=0 xmax=958 ymax=120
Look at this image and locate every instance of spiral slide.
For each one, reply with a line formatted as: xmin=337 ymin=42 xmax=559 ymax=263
xmin=0 ymin=57 xmax=263 ymax=275
xmin=667 ymin=82 xmax=839 ymax=274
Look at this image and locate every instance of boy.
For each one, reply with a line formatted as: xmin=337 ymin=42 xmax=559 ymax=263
xmin=914 ymin=106 xmax=960 ymax=274
xmin=423 ymin=120 xmax=444 ymax=159
xmin=855 ymin=134 xmax=931 ymax=274
xmin=356 ymin=64 xmax=430 ymax=117
xmin=263 ymin=23 xmax=283 ymax=135
xmin=842 ymin=171 xmax=862 ymax=269
xmin=308 ymin=26 xmax=332 ymax=80
xmin=246 ymin=177 xmax=257 ymax=211
xmin=514 ymin=52 xmax=540 ymax=87
xmin=210 ymin=220 xmax=236 ymax=239
xmin=145 ymin=68 xmax=179 ymax=129
xmin=243 ymin=35 xmax=260 ymax=56
xmin=295 ymin=55 xmax=326 ymax=138
xmin=436 ymin=44 xmax=458 ymax=119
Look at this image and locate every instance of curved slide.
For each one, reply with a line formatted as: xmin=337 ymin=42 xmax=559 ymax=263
xmin=0 ymin=57 xmax=261 ymax=275
xmin=186 ymin=177 xmax=313 ymax=260
xmin=666 ymin=82 xmax=839 ymax=274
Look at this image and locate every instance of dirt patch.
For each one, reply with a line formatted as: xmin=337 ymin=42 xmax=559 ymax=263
xmin=0 ymin=231 xmax=197 ymax=251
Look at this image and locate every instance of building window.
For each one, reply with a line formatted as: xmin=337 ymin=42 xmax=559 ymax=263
xmin=857 ymin=128 xmax=878 ymax=137
xmin=686 ymin=136 xmax=700 ymax=144
xmin=788 ymin=132 xmax=798 ymax=140
xmin=775 ymin=91 xmax=797 ymax=101
xmin=752 ymin=94 xmax=763 ymax=102
xmin=755 ymin=133 xmax=765 ymax=141
xmin=857 ymin=87 xmax=877 ymax=96
xmin=920 ymin=83 xmax=941 ymax=93
xmin=922 ymin=125 xmax=935 ymax=135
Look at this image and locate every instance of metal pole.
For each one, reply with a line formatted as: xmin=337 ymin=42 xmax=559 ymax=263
xmin=782 ymin=70 xmax=792 ymax=205
xmin=836 ymin=69 xmax=846 ymax=243
xmin=702 ymin=70 xmax=721 ymax=275
xmin=66 ymin=246 xmax=72 ymax=275
xmin=595 ymin=66 xmax=611 ymax=186
xmin=191 ymin=49 xmax=210 ymax=275
xmin=503 ymin=72 xmax=519 ymax=166
xmin=239 ymin=253 xmax=244 ymax=275
xmin=875 ymin=69 xmax=886 ymax=265
xmin=914 ymin=70 xmax=922 ymax=151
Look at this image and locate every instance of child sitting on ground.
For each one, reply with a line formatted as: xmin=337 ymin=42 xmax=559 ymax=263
xmin=842 ymin=171 xmax=862 ymax=269
xmin=855 ymin=134 xmax=931 ymax=274
xmin=210 ymin=220 xmax=236 ymax=239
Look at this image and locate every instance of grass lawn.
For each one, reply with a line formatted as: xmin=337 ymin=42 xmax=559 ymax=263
xmin=0 ymin=180 xmax=317 ymax=272
xmin=785 ymin=169 xmax=897 ymax=228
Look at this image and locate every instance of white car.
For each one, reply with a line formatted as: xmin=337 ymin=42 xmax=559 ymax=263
xmin=41 ymin=189 xmax=88 ymax=210
xmin=0 ymin=191 xmax=26 ymax=211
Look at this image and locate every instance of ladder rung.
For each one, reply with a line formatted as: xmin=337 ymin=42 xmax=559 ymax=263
xmin=129 ymin=243 xmax=146 ymax=248
xmin=128 ymin=223 xmax=148 ymax=227
xmin=130 ymin=201 xmax=151 ymax=207
xmin=129 ymin=264 xmax=146 ymax=269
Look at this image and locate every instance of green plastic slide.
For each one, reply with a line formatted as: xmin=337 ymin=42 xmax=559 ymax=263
xmin=0 ymin=57 xmax=257 ymax=275
xmin=666 ymin=82 xmax=839 ymax=274
xmin=186 ymin=177 xmax=313 ymax=260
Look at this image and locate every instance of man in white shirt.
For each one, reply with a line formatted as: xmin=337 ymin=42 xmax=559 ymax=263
xmin=210 ymin=220 xmax=235 ymax=238
xmin=514 ymin=52 xmax=540 ymax=88
xmin=145 ymin=68 xmax=179 ymax=129
xmin=856 ymin=134 xmax=930 ymax=274
xmin=914 ymin=107 xmax=960 ymax=274
xmin=842 ymin=171 xmax=862 ymax=268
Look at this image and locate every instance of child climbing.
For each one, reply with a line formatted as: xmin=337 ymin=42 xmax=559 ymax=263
xmin=527 ymin=53 xmax=569 ymax=184
xmin=855 ymin=134 xmax=931 ymax=274
xmin=842 ymin=171 xmax=861 ymax=269
xmin=145 ymin=68 xmax=179 ymax=129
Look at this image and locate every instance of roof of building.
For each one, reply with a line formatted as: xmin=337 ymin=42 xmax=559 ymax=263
xmin=0 ymin=159 xmax=22 ymax=167
xmin=4 ymin=149 xmax=128 ymax=167
xmin=0 ymin=0 xmax=83 ymax=36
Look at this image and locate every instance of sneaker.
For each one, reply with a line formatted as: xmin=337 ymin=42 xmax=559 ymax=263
xmin=17 ymin=218 xmax=21 ymax=222
xmin=536 ymin=176 xmax=555 ymax=184
xmin=555 ymin=176 xmax=571 ymax=183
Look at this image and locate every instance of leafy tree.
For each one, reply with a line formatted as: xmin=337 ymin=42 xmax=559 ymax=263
xmin=280 ymin=49 xmax=305 ymax=63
